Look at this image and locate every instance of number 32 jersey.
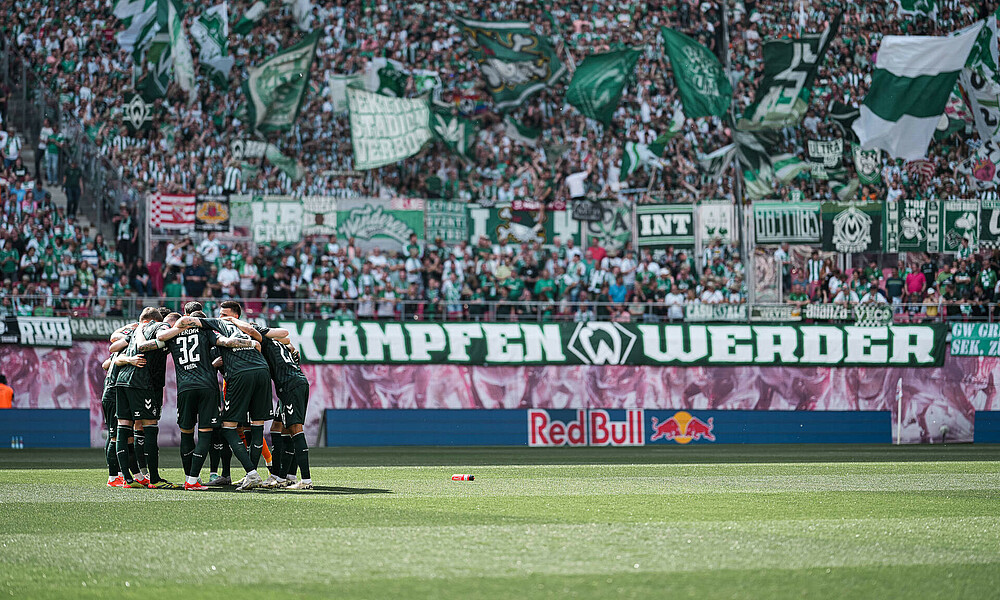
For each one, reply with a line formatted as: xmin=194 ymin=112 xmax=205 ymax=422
xmin=165 ymin=328 xmax=220 ymax=393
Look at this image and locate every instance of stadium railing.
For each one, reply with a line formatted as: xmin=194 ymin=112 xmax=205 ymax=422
xmin=0 ymin=296 xmax=989 ymax=324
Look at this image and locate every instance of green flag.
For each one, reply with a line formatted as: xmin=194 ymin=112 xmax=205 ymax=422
xmin=234 ymin=0 xmax=269 ymax=35
xmin=503 ymin=116 xmax=541 ymax=147
xmin=565 ymin=49 xmax=641 ymax=125
xmin=166 ymin=0 xmax=195 ymax=102
xmin=456 ymin=17 xmax=566 ymax=111
xmin=242 ymin=30 xmax=320 ymax=133
xmin=137 ymin=32 xmax=172 ymax=100
xmin=116 ymin=0 xmax=158 ymax=55
xmin=851 ymin=143 xmax=882 ymax=185
xmin=660 ymin=28 xmax=732 ymax=118
xmin=265 ymin=144 xmax=305 ymax=181
xmin=190 ymin=2 xmax=234 ymax=88
xmin=738 ymin=12 xmax=841 ymax=130
xmin=698 ymin=144 xmax=736 ymax=182
xmin=347 ymin=87 xmax=432 ymax=170
xmin=620 ymin=124 xmax=679 ymax=179
xmin=894 ymin=0 xmax=938 ymax=20
xmin=732 ymin=129 xmax=808 ymax=199
xmin=430 ymin=108 xmax=478 ymax=161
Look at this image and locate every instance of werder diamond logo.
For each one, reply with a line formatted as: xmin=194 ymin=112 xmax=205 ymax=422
xmin=832 ymin=205 xmax=872 ymax=253
xmin=567 ymin=322 xmax=637 ymax=365
xmin=123 ymin=93 xmax=153 ymax=132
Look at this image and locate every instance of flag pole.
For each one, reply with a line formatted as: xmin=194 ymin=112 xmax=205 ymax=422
xmin=720 ymin=0 xmax=754 ymax=317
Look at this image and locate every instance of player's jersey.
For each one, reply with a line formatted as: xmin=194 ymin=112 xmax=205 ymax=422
xmin=102 ymin=350 xmax=122 ymax=403
xmin=115 ymin=321 xmax=167 ymax=390
xmin=202 ymin=318 xmax=269 ymax=374
xmin=253 ymin=324 xmax=308 ymax=394
xmin=165 ymin=328 xmax=220 ymax=393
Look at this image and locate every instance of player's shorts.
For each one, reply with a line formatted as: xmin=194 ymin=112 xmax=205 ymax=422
xmin=278 ymin=383 xmax=309 ymax=426
xmin=117 ymin=387 xmax=162 ymax=421
xmin=221 ymin=368 xmax=272 ymax=422
xmin=177 ymin=387 xmax=221 ymax=430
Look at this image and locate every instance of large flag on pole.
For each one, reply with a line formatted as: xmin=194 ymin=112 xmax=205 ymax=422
xmin=738 ymin=12 xmax=842 ymax=130
xmin=430 ymin=108 xmax=478 ymax=161
xmin=660 ymin=28 xmax=732 ymax=118
xmin=190 ymin=3 xmax=235 ymax=88
xmin=853 ymin=22 xmax=984 ymax=160
xmin=234 ymin=0 xmax=270 ymax=35
xmin=166 ymin=0 xmax=196 ymax=103
xmin=116 ymin=0 xmax=158 ymax=55
xmin=242 ymin=30 xmax=320 ymax=133
xmin=347 ymin=87 xmax=432 ymax=170
xmin=456 ymin=17 xmax=566 ymax=111
xmin=565 ymin=49 xmax=641 ymax=125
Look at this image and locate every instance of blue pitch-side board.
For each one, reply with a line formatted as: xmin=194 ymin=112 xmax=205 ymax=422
xmin=974 ymin=412 xmax=1000 ymax=443
xmin=0 ymin=409 xmax=90 ymax=448
xmin=325 ymin=409 xmax=892 ymax=447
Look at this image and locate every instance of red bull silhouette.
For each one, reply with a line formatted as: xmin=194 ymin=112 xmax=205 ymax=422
xmin=650 ymin=416 xmax=682 ymax=441
xmin=650 ymin=411 xmax=715 ymax=443
xmin=685 ymin=417 xmax=716 ymax=441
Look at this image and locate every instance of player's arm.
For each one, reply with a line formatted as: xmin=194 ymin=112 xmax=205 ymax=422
xmin=174 ymin=315 xmax=205 ymax=329
xmin=220 ymin=317 xmax=265 ymax=341
xmin=102 ymin=357 xmax=112 ymax=370
xmin=114 ymin=354 xmax=146 ymax=367
xmin=212 ymin=357 xmax=223 ymax=370
xmin=215 ymin=335 xmax=257 ymax=349
xmin=109 ymin=323 xmax=137 ymax=342
xmin=277 ymin=337 xmax=300 ymax=359
xmin=156 ymin=323 xmax=187 ymax=342
xmin=109 ymin=338 xmax=128 ymax=353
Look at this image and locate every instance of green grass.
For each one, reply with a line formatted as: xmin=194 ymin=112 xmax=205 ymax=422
xmin=1 ymin=445 xmax=998 ymax=599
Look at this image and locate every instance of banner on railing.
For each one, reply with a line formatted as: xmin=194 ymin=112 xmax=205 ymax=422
xmin=684 ymin=304 xmax=747 ymax=322
xmin=194 ymin=194 xmax=231 ymax=232
xmin=803 ymin=303 xmax=893 ymax=324
xmin=337 ymin=197 xmax=425 ymax=249
xmin=821 ymin=202 xmax=882 ymax=254
xmin=68 ymin=317 xmax=133 ymax=341
xmin=424 ymin=200 xmax=468 ymax=244
xmin=0 ymin=317 xmax=72 ymax=347
xmin=949 ymin=322 xmax=1000 ymax=357
xmin=278 ymin=321 xmax=946 ymax=367
xmin=753 ymin=201 xmax=822 ymax=245
xmin=635 ymin=204 xmax=695 ymax=248
xmin=251 ymin=195 xmax=303 ymax=243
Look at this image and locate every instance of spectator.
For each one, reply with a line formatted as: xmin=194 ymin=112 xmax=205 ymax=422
xmin=0 ymin=374 xmax=12 ymax=409
xmin=62 ymin=159 xmax=83 ymax=219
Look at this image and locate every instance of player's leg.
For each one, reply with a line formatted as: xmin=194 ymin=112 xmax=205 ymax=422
xmin=141 ymin=389 xmax=175 ymax=488
xmin=262 ymin=418 xmax=285 ymax=487
xmin=185 ymin=392 xmax=220 ymax=490
xmin=102 ymin=397 xmax=122 ymax=486
xmin=208 ymin=429 xmax=222 ymax=481
xmin=236 ymin=371 xmax=272 ymax=490
xmin=133 ymin=420 xmax=149 ymax=485
xmin=115 ymin=389 xmax=143 ymax=488
xmin=284 ymin=385 xmax=312 ymax=490
xmin=176 ymin=391 xmax=198 ymax=479
xmin=220 ymin=374 xmax=262 ymax=489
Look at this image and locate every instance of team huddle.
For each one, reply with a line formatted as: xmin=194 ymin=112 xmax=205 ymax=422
xmin=100 ymin=300 xmax=313 ymax=491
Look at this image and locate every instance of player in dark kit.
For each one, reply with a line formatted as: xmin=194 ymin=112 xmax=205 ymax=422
xmin=169 ymin=300 xmax=271 ymax=490
xmin=154 ymin=304 xmax=224 ymax=490
xmin=112 ymin=307 xmax=177 ymax=488
xmin=226 ymin=317 xmax=313 ymax=489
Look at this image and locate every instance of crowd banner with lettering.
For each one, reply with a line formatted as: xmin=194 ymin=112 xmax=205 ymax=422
xmin=980 ymin=199 xmax=1000 ymax=249
xmin=941 ymin=199 xmax=979 ymax=253
xmin=0 ymin=317 xmax=72 ymax=347
xmin=821 ymin=202 xmax=882 ymax=254
xmin=425 ymin=200 xmax=469 ymax=244
xmin=684 ymin=304 xmax=748 ymax=322
xmin=194 ymin=194 xmax=231 ymax=232
xmin=276 ymin=321 xmax=946 ymax=367
xmin=806 ymin=138 xmax=844 ymax=179
xmin=467 ymin=202 xmax=578 ymax=246
xmin=635 ymin=204 xmax=695 ymax=248
xmin=578 ymin=202 xmax=632 ymax=250
xmin=69 ymin=318 xmax=133 ymax=341
xmin=571 ymin=200 xmax=603 ymax=222
xmin=753 ymin=201 xmax=822 ymax=245
xmin=803 ymin=304 xmax=893 ymax=325
xmin=751 ymin=305 xmax=802 ymax=322
xmin=251 ymin=196 xmax=303 ymax=243
xmin=950 ymin=322 xmax=1000 ymax=356
xmin=337 ymin=197 xmax=425 ymax=250
xmin=884 ymin=199 xmax=929 ymax=252
xmin=301 ymin=196 xmax=338 ymax=237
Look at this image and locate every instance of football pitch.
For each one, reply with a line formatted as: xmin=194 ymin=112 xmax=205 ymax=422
xmin=1 ymin=445 xmax=999 ymax=599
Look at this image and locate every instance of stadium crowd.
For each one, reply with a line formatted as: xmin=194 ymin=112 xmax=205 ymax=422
xmin=1 ymin=0 xmax=999 ymax=322
xmin=1 ymin=0 xmax=996 ymax=206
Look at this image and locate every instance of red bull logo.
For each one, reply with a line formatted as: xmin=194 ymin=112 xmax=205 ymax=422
xmin=528 ymin=409 xmax=588 ymax=447
xmin=589 ymin=409 xmax=644 ymax=446
xmin=527 ymin=409 xmax=644 ymax=446
xmin=650 ymin=411 xmax=715 ymax=444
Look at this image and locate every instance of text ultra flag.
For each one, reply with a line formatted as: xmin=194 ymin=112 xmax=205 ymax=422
xmin=347 ymin=87 xmax=431 ymax=170
xmin=853 ymin=22 xmax=984 ymax=160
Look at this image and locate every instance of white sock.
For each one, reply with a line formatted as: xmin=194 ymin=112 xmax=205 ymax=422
xmin=108 ymin=475 xmax=115 ymax=483
xmin=287 ymin=475 xmax=297 ymax=482
xmin=247 ymin=469 xmax=258 ymax=478
xmin=302 ymin=478 xmax=311 ymax=484
xmin=186 ymin=476 xmax=198 ymax=485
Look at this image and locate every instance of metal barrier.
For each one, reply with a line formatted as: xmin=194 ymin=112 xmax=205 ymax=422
xmin=0 ymin=295 xmax=993 ymax=324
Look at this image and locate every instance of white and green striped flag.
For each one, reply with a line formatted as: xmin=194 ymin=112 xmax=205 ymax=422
xmin=893 ymin=0 xmax=937 ymax=20
xmin=166 ymin=0 xmax=196 ymax=102
xmin=190 ymin=3 xmax=234 ymax=88
xmin=116 ymin=0 xmax=158 ymax=55
xmin=853 ymin=21 xmax=984 ymax=160
xmin=772 ymin=153 xmax=810 ymax=182
xmin=698 ymin=144 xmax=736 ymax=182
xmin=234 ymin=0 xmax=269 ymax=35
xmin=829 ymin=178 xmax=860 ymax=201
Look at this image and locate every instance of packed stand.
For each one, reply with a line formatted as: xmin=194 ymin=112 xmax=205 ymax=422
xmin=1 ymin=0 xmax=996 ymax=207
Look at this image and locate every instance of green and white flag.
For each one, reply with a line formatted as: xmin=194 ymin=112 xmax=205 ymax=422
xmin=851 ymin=142 xmax=882 ymax=185
xmin=772 ymin=153 xmax=810 ymax=183
xmin=242 ymin=30 xmax=320 ymax=133
xmin=957 ymin=69 xmax=1000 ymax=142
xmin=288 ymin=0 xmax=314 ymax=32
xmin=234 ymin=0 xmax=269 ymax=35
xmin=660 ymin=27 xmax=732 ymax=118
xmin=829 ymin=178 xmax=860 ymax=202
xmin=566 ymin=48 xmax=641 ymax=125
xmin=190 ymin=3 xmax=234 ymax=88
xmin=894 ymin=0 xmax=938 ymax=20
xmin=739 ymin=12 xmax=841 ymax=130
xmin=365 ymin=58 xmax=408 ymax=97
xmin=854 ymin=22 xmax=984 ymax=160
xmin=166 ymin=0 xmax=195 ymax=102
xmin=698 ymin=144 xmax=736 ymax=182
xmin=503 ymin=116 xmax=540 ymax=147
xmin=621 ymin=118 xmax=683 ymax=179
xmin=456 ymin=17 xmax=566 ymax=111
xmin=265 ymin=144 xmax=305 ymax=181
xmin=413 ymin=69 xmax=443 ymax=99
xmin=430 ymin=108 xmax=477 ymax=161
xmin=137 ymin=32 xmax=172 ymax=100
xmin=968 ymin=8 xmax=1000 ymax=83
xmin=116 ymin=0 xmax=158 ymax=54
xmin=347 ymin=87 xmax=432 ymax=170
xmin=733 ymin=130 xmax=806 ymax=199
xmin=327 ymin=73 xmax=364 ymax=113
